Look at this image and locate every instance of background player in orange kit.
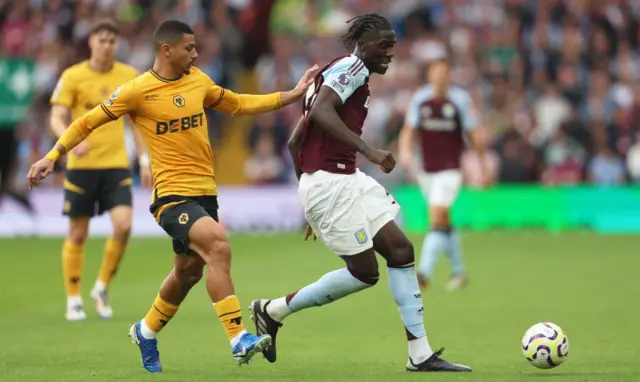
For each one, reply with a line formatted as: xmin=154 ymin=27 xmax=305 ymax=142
xmin=50 ymin=19 xmax=152 ymax=322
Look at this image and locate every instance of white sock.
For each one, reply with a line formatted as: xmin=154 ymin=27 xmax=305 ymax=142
xmin=67 ymin=295 xmax=83 ymax=307
xmin=230 ymin=330 xmax=248 ymax=348
xmin=409 ymin=336 xmax=433 ymax=363
xmin=93 ymin=280 xmax=106 ymax=292
xmin=140 ymin=320 xmax=158 ymax=339
xmin=266 ymin=297 xmax=292 ymax=323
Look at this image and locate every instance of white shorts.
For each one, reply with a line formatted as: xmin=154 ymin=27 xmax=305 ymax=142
xmin=298 ymin=170 xmax=400 ymax=257
xmin=416 ymin=169 xmax=462 ymax=207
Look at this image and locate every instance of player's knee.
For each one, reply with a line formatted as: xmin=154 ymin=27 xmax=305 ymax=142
xmin=387 ymin=238 xmax=415 ymax=267
xmin=429 ymin=206 xmax=451 ymax=229
xmin=113 ymin=220 xmax=132 ymax=242
xmin=202 ymin=238 xmax=231 ymax=269
xmin=67 ymin=220 xmax=89 ymax=245
xmin=347 ymin=266 xmax=380 ymax=286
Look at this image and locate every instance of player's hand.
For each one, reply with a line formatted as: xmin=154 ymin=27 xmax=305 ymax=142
xmin=139 ymin=165 xmax=153 ymax=189
xmin=364 ymin=148 xmax=396 ymax=173
xmin=27 ymin=157 xmax=55 ymax=189
xmin=304 ymin=225 xmax=317 ymax=241
xmin=72 ymin=141 xmax=89 ymax=157
xmin=291 ymin=64 xmax=320 ymax=100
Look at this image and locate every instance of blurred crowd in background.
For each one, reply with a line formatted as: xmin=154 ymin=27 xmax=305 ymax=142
xmin=2 ymin=0 xmax=640 ymax=191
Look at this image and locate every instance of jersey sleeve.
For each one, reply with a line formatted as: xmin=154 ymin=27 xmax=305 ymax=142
xmin=204 ymin=78 xmax=227 ymax=110
xmin=50 ymin=70 xmax=75 ymax=108
xmin=49 ymin=100 xmax=128 ymax=160
xmin=100 ymin=80 xmax=138 ymax=120
xmin=404 ymin=89 xmax=426 ymax=129
xmin=452 ymin=89 xmax=479 ymax=131
xmin=203 ymin=74 xmax=282 ymax=115
xmin=321 ymin=57 xmax=367 ymax=104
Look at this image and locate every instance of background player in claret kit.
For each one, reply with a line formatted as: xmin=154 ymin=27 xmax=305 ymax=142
xmin=398 ymin=59 xmax=487 ymax=291
xmin=28 ymin=20 xmax=318 ymax=372
xmin=49 ymin=19 xmax=152 ymax=322
xmin=249 ymin=14 xmax=471 ymax=373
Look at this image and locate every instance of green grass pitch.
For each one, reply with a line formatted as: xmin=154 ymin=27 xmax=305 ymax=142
xmin=1 ymin=232 xmax=640 ymax=381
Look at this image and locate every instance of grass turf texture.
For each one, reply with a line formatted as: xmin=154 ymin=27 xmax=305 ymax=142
xmin=1 ymin=232 xmax=639 ymax=381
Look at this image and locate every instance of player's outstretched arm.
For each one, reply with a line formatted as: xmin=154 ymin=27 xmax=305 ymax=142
xmin=29 ymin=81 xmax=136 ymax=189
xmin=28 ymin=106 xmax=113 ymax=188
xmin=50 ymin=104 xmax=90 ymax=158
xmin=205 ymin=65 xmax=319 ymax=116
xmin=309 ymin=87 xmax=395 ymax=173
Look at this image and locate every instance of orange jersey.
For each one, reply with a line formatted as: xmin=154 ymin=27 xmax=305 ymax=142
xmin=56 ymin=66 xmax=282 ymax=202
xmin=50 ymin=61 xmax=138 ymax=169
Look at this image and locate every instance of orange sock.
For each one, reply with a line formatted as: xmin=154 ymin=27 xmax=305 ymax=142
xmin=214 ymin=295 xmax=246 ymax=341
xmin=97 ymin=237 xmax=126 ymax=285
xmin=62 ymin=240 xmax=84 ymax=296
xmin=142 ymin=294 xmax=179 ymax=334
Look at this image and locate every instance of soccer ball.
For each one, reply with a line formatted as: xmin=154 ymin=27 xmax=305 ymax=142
xmin=521 ymin=322 xmax=569 ymax=369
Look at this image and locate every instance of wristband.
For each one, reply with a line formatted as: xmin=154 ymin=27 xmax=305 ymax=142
xmin=139 ymin=153 xmax=150 ymax=167
xmin=45 ymin=149 xmax=61 ymax=162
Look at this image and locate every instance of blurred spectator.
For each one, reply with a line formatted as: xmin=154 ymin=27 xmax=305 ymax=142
xmin=461 ymin=127 xmax=500 ymax=188
xmin=588 ymin=142 xmax=626 ymax=186
xmin=2 ymin=0 xmax=640 ymax=190
xmin=495 ymin=131 xmax=536 ymax=183
xmin=540 ymin=124 xmax=586 ymax=185
xmin=244 ymin=133 xmax=286 ymax=185
xmin=248 ymin=112 xmax=289 ymax=154
xmin=626 ymin=131 xmax=640 ymax=183
xmin=533 ymin=84 xmax=572 ymax=146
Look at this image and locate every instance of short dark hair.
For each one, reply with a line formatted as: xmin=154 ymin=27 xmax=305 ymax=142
xmin=91 ymin=19 xmax=119 ymax=36
xmin=153 ymin=20 xmax=194 ymax=51
xmin=340 ymin=13 xmax=393 ymax=50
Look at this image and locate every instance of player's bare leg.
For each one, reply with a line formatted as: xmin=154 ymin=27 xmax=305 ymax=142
xmin=130 ymin=217 xmax=270 ymax=371
xmin=374 ymin=221 xmax=470 ymax=372
xmin=250 ymin=248 xmax=380 ymax=363
xmin=91 ymin=205 xmax=132 ymax=319
xmin=418 ymin=205 xmax=467 ymax=291
xmin=185 ymin=217 xmax=271 ymax=364
xmin=160 ymin=255 xmax=206 ymax=305
xmin=63 ymin=216 xmax=90 ymax=321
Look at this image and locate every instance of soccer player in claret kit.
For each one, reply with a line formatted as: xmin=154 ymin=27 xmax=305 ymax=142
xmin=50 ymin=19 xmax=152 ymax=322
xmin=248 ymin=14 xmax=471 ymax=372
xmin=398 ymin=59 xmax=487 ymax=291
xmin=29 ymin=20 xmax=318 ymax=372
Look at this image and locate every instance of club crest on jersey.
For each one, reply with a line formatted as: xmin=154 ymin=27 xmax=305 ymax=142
xmin=179 ymin=213 xmax=189 ymax=225
xmin=354 ymin=229 xmax=368 ymax=244
xmin=338 ymin=72 xmax=351 ymax=86
xmin=443 ymin=103 xmax=455 ymax=119
xmin=173 ymin=95 xmax=185 ymax=108
xmin=110 ymin=86 xmax=121 ymax=100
